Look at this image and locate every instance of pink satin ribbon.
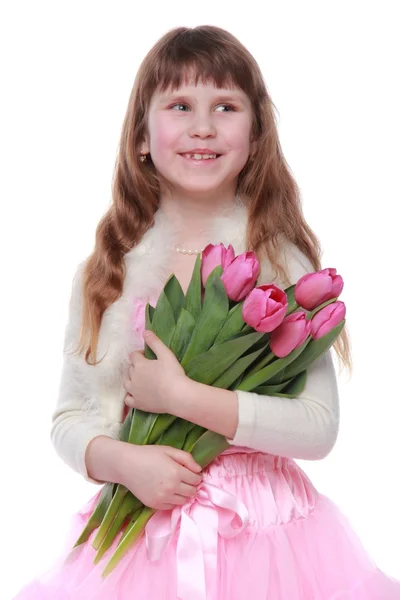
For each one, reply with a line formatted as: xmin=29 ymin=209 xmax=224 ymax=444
xmin=145 ymin=481 xmax=249 ymax=600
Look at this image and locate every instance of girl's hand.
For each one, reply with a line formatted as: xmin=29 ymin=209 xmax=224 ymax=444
xmin=117 ymin=443 xmax=203 ymax=511
xmin=123 ymin=330 xmax=187 ymax=414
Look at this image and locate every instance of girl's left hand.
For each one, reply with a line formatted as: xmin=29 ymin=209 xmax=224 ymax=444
xmin=123 ymin=330 xmax=187 ymax=414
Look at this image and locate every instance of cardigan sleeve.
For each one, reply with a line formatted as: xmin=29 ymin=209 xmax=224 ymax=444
xmin=226 ymin=242 xmax=340 ymax=460
xmin=50 ymin=262 xmax=122 ymax=484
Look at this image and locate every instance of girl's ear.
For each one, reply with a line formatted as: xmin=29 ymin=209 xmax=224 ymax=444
xmin=141 ymin=135 xmax=150 ymax=155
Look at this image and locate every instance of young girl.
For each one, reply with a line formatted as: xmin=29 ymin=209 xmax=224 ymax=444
xmin=14 ymin=25 xmax=400 ymax=600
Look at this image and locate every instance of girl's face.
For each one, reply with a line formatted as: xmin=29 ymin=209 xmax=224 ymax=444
xmin=144 ymin=79 xmax=254 ymax=197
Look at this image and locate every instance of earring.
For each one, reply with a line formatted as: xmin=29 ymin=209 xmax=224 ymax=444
xmin=140 ymin=153 xmax=148 ymax=163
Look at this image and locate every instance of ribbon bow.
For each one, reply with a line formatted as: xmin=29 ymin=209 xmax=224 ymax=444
xmin=145 ymin=481 xmax=249 ymax=600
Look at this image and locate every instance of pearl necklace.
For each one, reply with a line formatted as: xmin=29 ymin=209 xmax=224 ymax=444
xmin=175 ymin=246 xmax=205 ymax=255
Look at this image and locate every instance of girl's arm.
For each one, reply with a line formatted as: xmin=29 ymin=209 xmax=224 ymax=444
xmin=50 ymin=261 xmax=123 ymax=484
xmin=171 ymin=348 xmax=339 ymax=461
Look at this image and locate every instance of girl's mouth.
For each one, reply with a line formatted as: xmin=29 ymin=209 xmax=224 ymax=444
xmin=179 ymin=153 xmax=222 ymax=163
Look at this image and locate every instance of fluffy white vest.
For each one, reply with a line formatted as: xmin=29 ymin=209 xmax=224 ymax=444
xmin=62 ymin=199 xmax=302 ymax=425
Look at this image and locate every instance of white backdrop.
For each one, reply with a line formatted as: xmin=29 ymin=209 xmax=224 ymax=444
xmin=2 ymin=1 xmax=399 ymax=597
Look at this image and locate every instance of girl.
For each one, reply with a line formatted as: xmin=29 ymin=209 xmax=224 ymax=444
xmin=14 ymin=25 xmax=400 ymax=600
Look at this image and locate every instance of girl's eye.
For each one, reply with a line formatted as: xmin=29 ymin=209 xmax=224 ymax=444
xmin=215 ymin=104 xmax=236 ymax=112
xmin=170 ymin=103 xmax=236 ymax=112
xmin=171 ymin=103 xmax=189 ymax=111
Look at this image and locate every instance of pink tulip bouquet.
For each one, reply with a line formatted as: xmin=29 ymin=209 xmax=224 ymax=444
xmin=73 ymin=243 xmax=346 ymax=576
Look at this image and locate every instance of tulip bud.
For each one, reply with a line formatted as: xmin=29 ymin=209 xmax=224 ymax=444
xmin=269 ymin=311 xmax=311 ymax=358
xmin=310 ymin=301 xmax=346 ymax=340
xmin=243 ymin=284 xmax=288 ymax=333
xmin=201 ymin=243 xmax=235 ymax=287
xmin=294 ymin=268 xmax=344 ymax=311
xmin=132 ymin=296 xmax=157 ymax=343
xmin=221 ymin=251 xmax=260 ymax=302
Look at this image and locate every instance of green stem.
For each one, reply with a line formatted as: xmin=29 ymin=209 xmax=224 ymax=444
xmin=93 ymin=494 xmax=141 ymax=563
xmin=244 ymin=346 xmax=274 ymax=379
xmin=190 ymin=430 xmax=230 ymax=468
xmin=92 ymin=487 xmax=141 ymax=550
xmin=102 ymin=507 xmax=156 ymax=578
xmin=73 ymin=482 xmax=115 ymax=547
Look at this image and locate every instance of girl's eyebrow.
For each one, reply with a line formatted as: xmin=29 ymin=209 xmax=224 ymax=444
xmin=158 ymin=91 xmax=247 ymax=104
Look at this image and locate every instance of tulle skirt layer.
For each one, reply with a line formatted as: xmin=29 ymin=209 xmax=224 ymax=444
xmin=14 ymin=451 xmax=400 ymax=599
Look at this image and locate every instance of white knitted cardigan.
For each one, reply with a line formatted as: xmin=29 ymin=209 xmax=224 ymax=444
xmin=51 ymin=199 xmax=340 ymax=483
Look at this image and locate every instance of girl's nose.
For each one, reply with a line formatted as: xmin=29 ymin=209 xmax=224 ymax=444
xmin=188 ymin=113 xmax=217 ymax=138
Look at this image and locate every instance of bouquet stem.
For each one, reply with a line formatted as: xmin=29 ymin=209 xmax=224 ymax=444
xmin=73 ymin=482 xmax=116 ymax=547
xmin=102 ymin=507 xmax=156 ymax=578
xmin=92 ymin=488 xmax=141 ymax=550
xmin=93 ymin=494 xmax=142 ymax=563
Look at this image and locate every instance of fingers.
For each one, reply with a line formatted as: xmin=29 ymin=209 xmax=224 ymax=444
xmin=180 ymin=468 xmax=203 ymax=487
xmin=159 ymin=503 xmax=176 ymax=511
xmin=171 ymin=494 xmax=192 ymax=506
xmin=129 ymin=351 xmax=145 ymax=366
xmin=177 ymin=482 xmax=199 ymax=498
xmin=124 ymin=393 xmax=135 ymax=407
xmin=142 ymin=330 xmax=171 ymax=360
xmin=167 ymin=448 xmax=202 ymax=473
xmin=157 ymin=496 xmax=188 ymax=511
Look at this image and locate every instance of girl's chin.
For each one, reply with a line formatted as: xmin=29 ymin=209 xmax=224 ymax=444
xmin=161 ymin=185 xmax=232 ymax=200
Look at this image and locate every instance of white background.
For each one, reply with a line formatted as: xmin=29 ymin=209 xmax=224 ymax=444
xmin=2 ymin=1 xmax=399 ymax=597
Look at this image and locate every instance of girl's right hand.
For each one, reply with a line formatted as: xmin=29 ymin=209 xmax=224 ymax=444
xmin=117 ymin=443 xmax=203 ymax=511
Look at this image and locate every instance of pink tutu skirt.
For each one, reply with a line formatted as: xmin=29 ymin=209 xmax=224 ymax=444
xmin=13 ymin=450 xmax=400 ymax=599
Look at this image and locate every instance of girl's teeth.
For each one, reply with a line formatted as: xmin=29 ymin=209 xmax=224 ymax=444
xmin=182 ymin=153 xmax=217 ymax=160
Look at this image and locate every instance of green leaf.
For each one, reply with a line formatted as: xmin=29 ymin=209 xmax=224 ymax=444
xmin=231 ymin=372 xmax=245 ymax=389
xmin=212 ymin=345 xmax=266 ymax=389
xmin=102 ymin=506 xmax=156 ymax=577
xmin=151 ymin=289 xmax=176 ymax=347
xmin=73 ymin=482 xmax=116 ymax=547
xmin=118 ymin=409 xmax=133 ymax=443
xmin=144 ymin=303 xmax=156 ymax=359
xmin=169 ymin=308 xmax=196 ymax=361
xmin=267 ymin=321 xmax=345 ymax=385
xmin=284 ymin=284 xmax=298 ymax=314
xmin=92 ymin=485 xmax=136 ymax=551
xmin=190 ymin=430 xmax=230 ymax=468
xmin=182 ymin=425 xmax=207 ymax=453
xmin=128 ymin=409 xmax=158 ymax=445
xmin=181 ymin=266 xmax=229 ymax=368
xmin=163 ymin=274 xmax=185 ymax=323
xmin=308 ymin=296 xmax=340 ymax=319
xmin=240 ymin=324 xmax=253 ymax=334
xmin=185 ymin=331 xmax=265 ymax=385
xmin=237 ymin=336 xmax=312 ymax=391
xmin=242 ymin=344 xmax=274 ymax=378
xmin=157 ymin=417 xmax=190 ymax=449
xmin=254 ymin=370 xmax=307 ymax=398
xmin=253 ymin=379 xmax=292 ymax=393
xmin=184 ymin=253 xmax=202 ymax=321
xmin=145 ymin=302 xmax=155 ymax=327
xmin=93 ymin=493 xmax=142 ymax=563
xmin=213 ymin=302 xmax=245 ymax=344
xmin=145 ymin=413 xmax=178 ymax=444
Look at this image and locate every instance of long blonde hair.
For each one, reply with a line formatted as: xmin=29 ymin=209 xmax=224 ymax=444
xmin=78 ymin=25 xmax=352 ymax=375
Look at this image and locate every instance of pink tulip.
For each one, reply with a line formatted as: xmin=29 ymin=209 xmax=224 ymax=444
xmin=243 ymin=284 xmax=288 ymax=333
xmin=221 ymin=251 xmax=261 ymax=301
xmin=269 ymin=311 xmax=311 ymax=358
xmin=132 ymin=295 xmax=158 ymax=342
xmin=201 ymin=243 xmax=235 ymax=287
xmin=310 ymin=301 xmax=346 ymax=340
xmin=294 ymin=268 xmax=344 ymax=311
